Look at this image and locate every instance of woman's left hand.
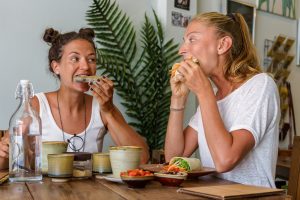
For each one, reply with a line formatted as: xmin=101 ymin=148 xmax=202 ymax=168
xmin=177 ymin=59 xmax=211 ymax=96
xmin=89 ymin=77 xmax=150 ymax=163
xmin=90 ymin=77 xmax=114 ymax=113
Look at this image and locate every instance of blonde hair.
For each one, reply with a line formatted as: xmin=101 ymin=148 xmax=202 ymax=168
xmin=192 ymin=12 xmax=262 ymax=83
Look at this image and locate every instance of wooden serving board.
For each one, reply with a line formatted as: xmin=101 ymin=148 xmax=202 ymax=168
xmin=177 ymin=184 xmax=285 ymax=199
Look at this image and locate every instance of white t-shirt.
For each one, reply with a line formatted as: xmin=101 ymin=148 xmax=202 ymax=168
xmin=188 ymin=73 xmax=280 ymax=188
xmin=36 ymin=93 xmax=107 ymax=153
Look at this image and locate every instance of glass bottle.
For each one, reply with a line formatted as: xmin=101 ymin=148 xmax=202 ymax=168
xmin=8 ymin=80 xmax=42 ymax=182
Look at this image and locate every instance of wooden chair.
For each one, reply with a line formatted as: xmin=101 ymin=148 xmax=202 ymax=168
xmin=287 ymin=136 xmax=300 ymax=200
xmin=277 ymin=149 xmax=292 ymax=180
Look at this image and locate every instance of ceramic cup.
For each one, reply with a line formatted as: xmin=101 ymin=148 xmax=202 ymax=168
xmin=92 ymin=153 xmax=112 ymax=173
xmin=109 ymin=146 xmax=142 ymax=178
xmin=47 ymin=153 xmax=74 ymax=178
xmin=42 ymin=141 xmax=68 ymax=174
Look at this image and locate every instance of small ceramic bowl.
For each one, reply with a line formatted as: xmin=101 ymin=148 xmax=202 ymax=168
xmin=92 ymin=153 xmax=112 ymax=173
xmin=120 ymin=175 xmax=154 ymax=188
xmin=154 ymin=172 xmax=187 ymax=187
xmin=42 ymin=141 xmax=68 ymax=174
xmin=47 ymin=153 xmax=74 ymax=178
xmin=109 ymin=146 xmax=142 ymax=178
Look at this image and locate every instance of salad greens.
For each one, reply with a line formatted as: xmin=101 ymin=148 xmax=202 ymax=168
xmin=173 ymin=158 xmax=190 ymax=171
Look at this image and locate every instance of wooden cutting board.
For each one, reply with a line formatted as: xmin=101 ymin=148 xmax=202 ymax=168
xmin=177 ymin=184 xmax=285 ymax=199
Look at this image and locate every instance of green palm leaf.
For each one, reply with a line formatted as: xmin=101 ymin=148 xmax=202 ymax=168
xmin=86 ymin=0 xmax=180 ymax=151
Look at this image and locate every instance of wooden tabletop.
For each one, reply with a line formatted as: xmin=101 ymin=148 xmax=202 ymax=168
xmin=0 ymin=174 xmax=286 ymax=200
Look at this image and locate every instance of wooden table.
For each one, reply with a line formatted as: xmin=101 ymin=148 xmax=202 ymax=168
xmin=0 ymin=174 xmax=287 ymax=200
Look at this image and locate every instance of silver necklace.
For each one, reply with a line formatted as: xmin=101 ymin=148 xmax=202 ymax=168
xmin=56 ymin=92 xmax=87 ymax=152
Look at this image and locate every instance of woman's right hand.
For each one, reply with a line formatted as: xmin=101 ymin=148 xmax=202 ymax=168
xmin=170 ymin=71 xmax=189 ymax=98
xmin=0 ymin=136 xmax=9 ymax=159
xmin=90 ymin=77 xmax=114 ymax=113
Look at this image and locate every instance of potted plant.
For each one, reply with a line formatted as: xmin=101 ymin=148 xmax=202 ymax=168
xmin=86 ymin=0 xmax=180 ymax=157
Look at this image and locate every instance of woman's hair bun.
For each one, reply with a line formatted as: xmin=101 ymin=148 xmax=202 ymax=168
xmin=43 ymin=28 xmax=60 ymax=44
xmin=79 ymin=28 xmax=95 ymax=39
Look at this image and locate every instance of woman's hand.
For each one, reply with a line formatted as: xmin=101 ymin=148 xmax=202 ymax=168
xmin=0 ymin=136 xmax=9 ymax=159
xmin=170 ymin=70 xmax=189 ymax=98
xmin=169 ymin=63 xmax=190 ymax=110
xmin=90 ymin=77 xmax=150 ymax=163
xmin=90 ymin=77 xmax=114 ymax=113
xmin=177 ymin=59 xmax=211 ymax=96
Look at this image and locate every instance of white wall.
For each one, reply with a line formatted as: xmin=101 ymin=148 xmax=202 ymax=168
xmin=153 ymin=0 xmax=198 ymax=126
xmin=255 ymin=11 xmax=300 ymax=147
xmin=292 ymin=0 xmax=300 ymax=138
xmin=198 ymin=1 xmax=300 ymax=147
xmin=0 ymin=0 xmax=146 ymax=151
xmin=0 ymin=0 xmax=198 ymax=151
xmin=0 ymin=0 xmax=91 ymax=130
xmin=5 ymin=0 xmax=298 ymax=150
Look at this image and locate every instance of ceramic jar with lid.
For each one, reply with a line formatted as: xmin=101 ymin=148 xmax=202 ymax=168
xmin=72 ymin=152 xmax=92 ymax=178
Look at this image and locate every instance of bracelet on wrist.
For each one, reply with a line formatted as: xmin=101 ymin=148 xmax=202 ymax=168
xmin=170 ymin=107 xmax=185 ymax=111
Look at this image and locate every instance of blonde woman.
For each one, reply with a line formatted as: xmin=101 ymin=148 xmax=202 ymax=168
xmin=165 ymin=12 xmax=280 ymax=188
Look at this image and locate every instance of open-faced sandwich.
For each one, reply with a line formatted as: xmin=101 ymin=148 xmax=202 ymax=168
xmin=73 ymin=75 xmax=101 ymax=83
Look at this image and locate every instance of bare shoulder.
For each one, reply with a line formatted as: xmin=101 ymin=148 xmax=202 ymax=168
xmin=31 ymin=95 xmax=40 ymax=114
xmin=32 ymin=92 xmax=56 ymax=114
xmin=44 ymin=92 xmax=58 ymax=107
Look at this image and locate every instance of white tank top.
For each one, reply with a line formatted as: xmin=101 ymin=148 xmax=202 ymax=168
xmin=36 ymin=93 xmax=107 ymax=153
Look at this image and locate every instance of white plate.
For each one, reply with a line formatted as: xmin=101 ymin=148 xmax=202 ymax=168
xmin=103 ymin=174 xmax=123 ymax=183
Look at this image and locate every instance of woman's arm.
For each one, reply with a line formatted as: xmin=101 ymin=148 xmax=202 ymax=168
xmin=164 ymin=96 xmax=198 ymax=161
xmin=180 ymin=59 xmax=255 ymax=172
xmin=197 ymin=89 xmax=255 ymax=172
xmin=165 ymin=124 xmax=198 ymax=162
xmin=0 ymin=132 xmax=9 ymax=170
xmin=90 ymin=77 xmax=149 ymax=164
xmin=164 ymin=74 xmax=198 ymax=161
xmin=101 ymin=106 xmax=149 ymax=164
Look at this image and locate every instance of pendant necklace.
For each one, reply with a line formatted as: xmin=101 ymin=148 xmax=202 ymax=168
xmin=57 ymin=92 xmax=87 ymax=152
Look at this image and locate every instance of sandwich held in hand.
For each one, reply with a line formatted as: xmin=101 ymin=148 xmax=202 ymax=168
xmin=170 ymin=63 xmax=183 ymax=82
xmin=170 ymin=57 xmax=199 ymax=82
xmin=73 ymin=75 xmax=101 ymax=83
xmin=170 ymin=63 xmax=181 ymax=78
